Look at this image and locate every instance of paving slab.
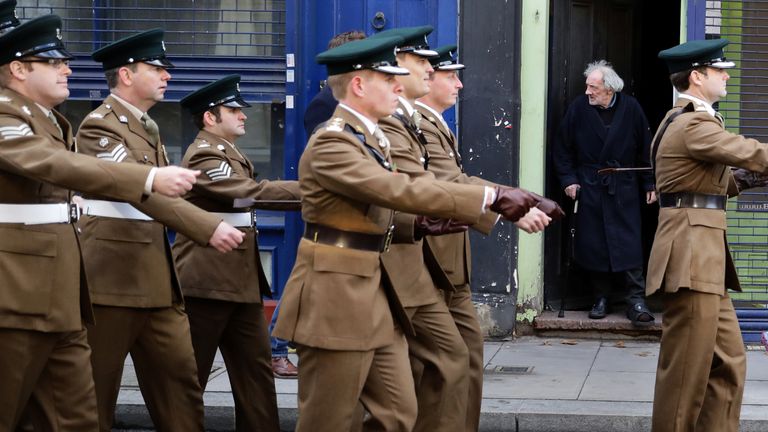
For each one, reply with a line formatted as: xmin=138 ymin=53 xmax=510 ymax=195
xmin=113 ymin=337 xmax=768 ymax=432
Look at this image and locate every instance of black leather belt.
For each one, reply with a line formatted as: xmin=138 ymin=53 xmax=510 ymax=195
xmin=303 ymin=222 xmax=394 ymax=252
xmin=658 ymin=192 xmax=727 ymax=210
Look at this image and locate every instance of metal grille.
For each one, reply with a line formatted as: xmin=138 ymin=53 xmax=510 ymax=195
xmin=707 ymin=1 xmax=768 ymax=336
xmin=16 ymin=0 xmax=286 ymax=57
xmin=14 ymin=1 xmax=287 ymax=102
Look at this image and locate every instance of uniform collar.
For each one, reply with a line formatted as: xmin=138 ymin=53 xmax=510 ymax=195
xmin=110 ymin=93 xmax=146 ymax=121
xmin=415 ymin=100 xmax=449 ymax=131
xmin=34 ymin=103 xmax=51 ymax=117
xmin=677 ymin=93 xmax=716 ymax=117
xmin=338 ymin=103 xmax=377 ymax=135
xmin=398 ymin=96 xmax=416 ymax=117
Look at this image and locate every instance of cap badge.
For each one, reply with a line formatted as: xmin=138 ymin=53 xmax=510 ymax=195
xmin=56 ymin=28 xmax=62 ymax=41
xmin=236 ymin=82 xmax=240 ymax=92
xmin=161 ymin=41 xmax=166 ymax=52
xmin=99 ymin=137 xmax=109 ymax=148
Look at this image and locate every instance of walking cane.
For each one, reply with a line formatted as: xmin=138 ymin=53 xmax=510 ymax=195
xmin=558 ymin=188 xmax=579 ymax=318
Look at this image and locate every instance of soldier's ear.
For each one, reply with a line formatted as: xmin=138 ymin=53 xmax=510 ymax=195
xmin=202 ymin=110 xmax=218 ymax=127
xmin=349 ymin=75 xmax=366 ymax=98
xmin=8 ymin=60 xmax=28 ymax=81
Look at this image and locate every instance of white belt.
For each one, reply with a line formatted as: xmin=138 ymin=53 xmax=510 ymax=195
xmin=212 ymin=212 xmax=254 ymax=228
xmin=0 ymin=203 xmax=79 ymax=225
xmin=81 ymin=200 xmax=153 ymax=221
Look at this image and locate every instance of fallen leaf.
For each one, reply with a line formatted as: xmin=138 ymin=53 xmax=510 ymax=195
xmin=636 ymin=351 xmax=652 ymax=357
xmin=614 ymin=341 xmax=626 ymax=348
xmin=561 ymin=339 xmax=579 ymax=345
xmin=540 ymin=340 xmax=552 ymax=346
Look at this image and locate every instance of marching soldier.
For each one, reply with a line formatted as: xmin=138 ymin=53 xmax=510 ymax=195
xmin=0 ymin=15 xmax=199 ymax=431
xmin=649 ymin=38 xmax=768 ymax=432
xmin=372 ymin=28 xmax=557 ymax=431
xmin=74 ymin=30 xmax=245 ymax=431
xmin=273 ymin=34 xmax=554 ymax=432
xmin=173 ymin=75 xmax=301 ymax=432
xmin=415 ymin=44 xmax=550 ymax=431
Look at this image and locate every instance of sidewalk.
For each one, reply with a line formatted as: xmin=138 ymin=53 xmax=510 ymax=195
xmin=113 ymin=337 xmax=768 ymax=432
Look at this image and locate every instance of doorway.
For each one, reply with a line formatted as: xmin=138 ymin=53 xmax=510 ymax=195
xmin=543 ymin=0 xmax=681 ymax=311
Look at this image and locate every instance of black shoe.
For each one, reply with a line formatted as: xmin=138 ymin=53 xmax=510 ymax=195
xmin=627 ymin=302 xmax=655 ymax=327
xmin=588 ymin=297 xmax=608 ymax=319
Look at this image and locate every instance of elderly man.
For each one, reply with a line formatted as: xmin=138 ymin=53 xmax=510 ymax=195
xmin=553 ymin=60 xmax=656 ymax=326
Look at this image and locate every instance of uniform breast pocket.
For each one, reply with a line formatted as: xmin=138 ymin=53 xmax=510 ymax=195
xmin=132 ymin=150 xmax=156 ymax=166
xmin=0 ymin=228 xmax=57 ymax=316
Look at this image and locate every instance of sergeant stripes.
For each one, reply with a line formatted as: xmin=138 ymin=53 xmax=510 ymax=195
xmin=0 ymin=123 xmax=32 ymax=139
xmin=206 ymin=161 xmax=232 ymax=181
xmin=97 ymin=143 xmax=128 ymax=163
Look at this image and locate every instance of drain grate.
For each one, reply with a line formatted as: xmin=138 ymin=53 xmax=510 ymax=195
xmin=485 ymin=365 xmax=534 ymax=375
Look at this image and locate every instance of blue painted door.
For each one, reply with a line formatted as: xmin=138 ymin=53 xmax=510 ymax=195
xmin=279 ymin=0 xmax=459 ymax=298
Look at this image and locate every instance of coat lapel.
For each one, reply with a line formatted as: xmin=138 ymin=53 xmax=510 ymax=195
xmin=599 ymin=93 xmax=628 ymax=161
xmin=107 ymin=95 xmax=155 ymax=148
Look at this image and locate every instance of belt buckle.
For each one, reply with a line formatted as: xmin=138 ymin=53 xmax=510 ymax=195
xmin=69 ymin=203 xmax=80 ymax=223
xmin=382 ymin=224 xmax=395 ymax=252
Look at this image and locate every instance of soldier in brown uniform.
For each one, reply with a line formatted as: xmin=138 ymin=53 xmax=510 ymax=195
xmin=0 ymin=15 xmax=200 ymax=431
xmin=371 ymin=29 xmax=556 ymax=432
xmin=649 ymin=39 xmax=768 ymax=432
xmin=415 ymin=45 xmax=550 ymax=431
xmin=74 ymin=30 xmax=246 ymax=431
xmin=273 ymin=35 xmax=558 ymax=432
xmin=173 ymin=75 xmax=301 ymax=432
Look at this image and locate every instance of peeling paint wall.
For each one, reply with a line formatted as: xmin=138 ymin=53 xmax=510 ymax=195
xmin=460 ymin=0 xmax=523 ymax=334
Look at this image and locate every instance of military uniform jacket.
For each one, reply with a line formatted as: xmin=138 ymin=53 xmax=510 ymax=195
xmin=172 ymin=130 xmax=301 ymax=303
xmin=76 ymin=95 xmax=221 ymax=308
xmin=0 ymin=88 xmax=153 ymax=332
xmin=415 ymin=103 xmax=497 ymax=286
xmin=647 ymin=97 xmax=768 ymax=296
xmin=378 ymin=101 xmax=449 ymax=307
xmin=272 ymin=105 xmax=487 ymax=351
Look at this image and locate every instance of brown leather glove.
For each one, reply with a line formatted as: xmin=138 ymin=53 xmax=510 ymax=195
xmin=530 ymin=192 xmax=566 ymax=221
xmin=414 ymin=216 xmax=470 ymax=240
xmin=490 ymin=186 xmax=539 ymax=222
xmin=732 ymin=167 xmax=768 ymax=191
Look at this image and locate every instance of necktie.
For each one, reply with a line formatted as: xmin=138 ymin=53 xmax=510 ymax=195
xmin=141 ymin=113 xmax=160 ymax=146
xmin=411 ymin=110 xmax=423 ymax=129
xmin=48 ymin=111 xmax=63 ymax=138
xmin=373 ymin=126 xmax=390 ymax=159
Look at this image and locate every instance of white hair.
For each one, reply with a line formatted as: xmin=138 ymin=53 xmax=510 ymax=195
xmin=584 ymin=60 xmax=624 ymax=93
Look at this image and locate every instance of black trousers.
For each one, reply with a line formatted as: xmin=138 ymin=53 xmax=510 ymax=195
xmin=589 ymin=268 xmax=646 ymax=305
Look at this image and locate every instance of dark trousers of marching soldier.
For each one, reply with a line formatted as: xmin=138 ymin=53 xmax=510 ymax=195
xmin=652 ymin=289 xmax=745 ymax=432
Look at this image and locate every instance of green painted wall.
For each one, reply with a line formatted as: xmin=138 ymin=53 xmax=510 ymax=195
xmin=516 ymin=0 xmax=549 ymax=323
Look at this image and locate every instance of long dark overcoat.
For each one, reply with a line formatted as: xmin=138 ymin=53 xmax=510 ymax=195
xmin=553 ymin=93 xmax=653 ymax=272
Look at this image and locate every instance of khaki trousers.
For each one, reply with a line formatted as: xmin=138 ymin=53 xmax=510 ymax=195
xmin=86 ymin=305 xmax=204 ymax=432
xmin=652 ymin=289 xmax=746 ymax=432
xmin=406 ymin=300 xmax=469 ymax=432
xmin=0 ymin=328 xmax=97 ymax=432
xmin=185 ymin=297 xmax=279 ymax=432
xmin=296 ymin=331 xmax=416 ymax=432
xmin=445 ymin=284 xmax=484 ymax=432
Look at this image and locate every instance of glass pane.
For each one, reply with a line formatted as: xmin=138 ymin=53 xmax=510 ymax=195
xmin=16 ymin=0 xmax=286 ymax=57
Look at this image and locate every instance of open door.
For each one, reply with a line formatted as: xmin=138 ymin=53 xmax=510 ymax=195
xmin=543 ymin=0 xmax=680 ymax=311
